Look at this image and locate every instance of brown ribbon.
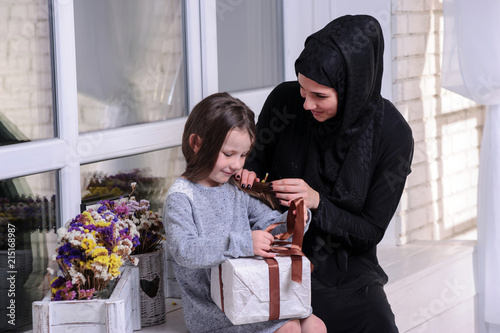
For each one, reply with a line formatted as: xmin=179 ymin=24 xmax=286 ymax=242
xmin=264 ymin=197 xmax=307 ymax=283
xmin=264 ymin=258 xmax=280 ymax=321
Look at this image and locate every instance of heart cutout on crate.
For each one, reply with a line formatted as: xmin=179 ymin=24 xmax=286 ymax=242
xmin=140 ymin=275 xmax=160 ymax=298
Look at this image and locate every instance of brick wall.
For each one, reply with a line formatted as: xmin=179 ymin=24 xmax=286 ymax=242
xmin=391 ymin=0 xmax=485 ymax=243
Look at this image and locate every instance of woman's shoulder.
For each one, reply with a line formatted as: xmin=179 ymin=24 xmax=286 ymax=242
xmin=381 ymin=99 xmax=413 ymax=144
xmin=267 ymin=81 xmax=302 ymax=103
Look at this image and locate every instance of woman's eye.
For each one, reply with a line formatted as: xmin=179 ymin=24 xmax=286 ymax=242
xmin=222 ymin=152 xmax=231 ymax=157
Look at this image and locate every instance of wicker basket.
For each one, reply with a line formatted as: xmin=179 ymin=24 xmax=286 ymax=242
xmin=133 ymin=251 xmax=166 ymax=327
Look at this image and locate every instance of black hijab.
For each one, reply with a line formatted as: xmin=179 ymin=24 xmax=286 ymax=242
xmin=295 ymin=15 xmax=386 ymax=213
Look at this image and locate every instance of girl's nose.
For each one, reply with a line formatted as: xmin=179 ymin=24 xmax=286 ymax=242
xmin=230 ymin=157 xmax=243 ymax=171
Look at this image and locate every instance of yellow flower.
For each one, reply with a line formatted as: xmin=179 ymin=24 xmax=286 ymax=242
xmin=109 ymin=253 xmax=122 ymax=277
xmin=81 ymin=211 xmax=95 ymax=225
xmin=81 ymin=238 xmax=97 ymax=255
xmin=94 ymin=221 xmax=111 ymax=228
xmin=93 ymin=255 xmax=110 ymax=266
xmin=90 ymin=247 xmax=108 ymax=258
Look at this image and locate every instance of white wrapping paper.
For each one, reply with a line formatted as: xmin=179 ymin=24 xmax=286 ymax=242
xmin=211 ymin=256 xmax=312 ymax=325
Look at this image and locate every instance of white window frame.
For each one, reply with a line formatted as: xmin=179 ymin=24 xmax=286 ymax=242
xmin=0 ymin=0 xmax=198 ymax=225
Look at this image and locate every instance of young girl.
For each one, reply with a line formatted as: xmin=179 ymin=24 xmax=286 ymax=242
xmin=163 ymin=92 xmax=326 ymax=333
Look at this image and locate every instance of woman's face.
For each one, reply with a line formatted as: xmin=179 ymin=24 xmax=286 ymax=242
xmin=298 ymin=73 xmax=339 ymax=122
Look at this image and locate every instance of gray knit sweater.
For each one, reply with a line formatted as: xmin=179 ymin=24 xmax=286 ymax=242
xmin=163 ymin=178 xmax=307 ymax=332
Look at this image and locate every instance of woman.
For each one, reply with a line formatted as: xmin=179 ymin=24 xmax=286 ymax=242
xmin=238 ymin=15 xmax=413 ymax=332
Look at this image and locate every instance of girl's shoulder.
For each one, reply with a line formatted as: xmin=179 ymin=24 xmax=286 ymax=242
xmin=166 ymin=178 xmax=245 ymax=201
xmin=166 ymin=177 xmax=195 ymax=201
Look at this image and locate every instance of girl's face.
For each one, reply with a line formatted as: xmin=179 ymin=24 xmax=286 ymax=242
xmin=199 ymin=128 xmax=252 ymax=187
xmin=298 ymin=73 xmax=339 ymax=122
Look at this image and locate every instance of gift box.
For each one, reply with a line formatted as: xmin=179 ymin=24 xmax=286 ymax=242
xmin=211 ymin=198 xmax=312 ymax=325
xmin=211 ymin=255 xmax=311 ymax=325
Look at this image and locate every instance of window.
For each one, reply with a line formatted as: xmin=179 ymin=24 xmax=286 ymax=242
xmin=74 ymin=0 xmax=186 ymax=132
xmin=0 ymin=1 xmax=187 ymax=331
xmin=0 ymin=172 xmax=58 ymax=332
xmin=0 ymin=0 xmax=54 ymax=146
xmin=216 ymin=0 xmax=283 ymax=92
xmin=80 ymin=147 xmax=185 ymax=212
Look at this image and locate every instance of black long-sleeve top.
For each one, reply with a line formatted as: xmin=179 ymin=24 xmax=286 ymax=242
xmin=245 ymin=81 xmax=414 ymax=289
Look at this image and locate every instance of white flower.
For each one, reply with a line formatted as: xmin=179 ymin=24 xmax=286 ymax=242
xmin=47 ymin=267 xmax=55 ymax=275
xmin=132 ymin=257 xmax=139 ymax=266
xmin=71 ymin=271 xmax=87 ymax=285
xmin=118 ymin=197 xmax=129 ymax=205
xmin=57 ymin=227 xmax=68 ymax=241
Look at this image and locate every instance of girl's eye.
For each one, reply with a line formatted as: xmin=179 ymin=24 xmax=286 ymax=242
xmin=223 ymin=152 xmax=232 ymax=157
xmin=316 ymin=94 xmax=328 ymax=99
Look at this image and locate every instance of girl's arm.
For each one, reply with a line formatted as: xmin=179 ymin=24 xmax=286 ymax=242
xmin=164 ymin=193 xmax=254 ymax=269
xmin=247 ymin=195 xmax=312 ymax=237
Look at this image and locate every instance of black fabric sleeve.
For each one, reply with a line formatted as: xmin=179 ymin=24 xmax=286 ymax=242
xmin=313 ymin=113 xmax=414 ymax=253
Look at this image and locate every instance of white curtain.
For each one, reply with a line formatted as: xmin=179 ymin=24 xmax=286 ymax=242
xmin=442 ymin=1 xmax=500 ymax=332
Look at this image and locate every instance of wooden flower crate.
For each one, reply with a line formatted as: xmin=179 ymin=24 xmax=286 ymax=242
xmin=32 ymin=266 xmax=141 ymax=333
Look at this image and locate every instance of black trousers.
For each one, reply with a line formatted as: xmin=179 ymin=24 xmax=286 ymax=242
xmin=311 ymin=278 xmax=399 ymax=333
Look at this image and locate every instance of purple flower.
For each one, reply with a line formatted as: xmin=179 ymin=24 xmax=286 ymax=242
xmin=51 ymin=276 xmax=66 ymax=289
xmin=114 ymin=204 xmax=128 ymax=216
xmin=53 ymin=290 xmax=63 ymax=301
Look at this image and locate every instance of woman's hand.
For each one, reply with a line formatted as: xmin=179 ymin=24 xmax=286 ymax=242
xmin=251 ymin=230 xmax=276 ymax=258
xmin=270 ymin=178 xmax=320 ymax=210
xmin=235 ymin=169 xmax=259 ymax=188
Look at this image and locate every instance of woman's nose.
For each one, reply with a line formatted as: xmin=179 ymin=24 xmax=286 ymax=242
xmin=303 ymin=96 xmax=315 ymax=110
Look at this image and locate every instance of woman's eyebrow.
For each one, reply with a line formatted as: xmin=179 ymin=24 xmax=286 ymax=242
xmin=299 ymin=84 xmax=328 ymax=96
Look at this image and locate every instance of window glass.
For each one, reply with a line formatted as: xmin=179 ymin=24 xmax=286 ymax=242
xmin=74 ymin=0 xmax=186 ymax=133
xmin=0 ymin=0 xmax=55 ymax=146
xmin=216 ymin=0 xmax=283 ymax=92
xmin=0 ymin=171 xmax=58 ymax=332
xmin=80 ymin=147 xmax=185 ymax=212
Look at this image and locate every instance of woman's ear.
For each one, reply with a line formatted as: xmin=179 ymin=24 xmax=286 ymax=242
xmin=189 ymin=134 xmax=202 ymax=153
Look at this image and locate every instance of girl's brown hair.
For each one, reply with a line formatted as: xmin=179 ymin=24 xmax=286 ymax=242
xmin=182 ymin=92 xmax=256 ymax=182
xmin=181 ymin=92 xmax=279 ymax=210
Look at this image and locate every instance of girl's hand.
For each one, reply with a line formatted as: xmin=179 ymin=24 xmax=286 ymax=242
xmin=235 ymin=169 xmax=259 ymax=188
xmin=251 ymin=230 xmax=276 ymax=258
xmin=270 ymin=178 xmax=320 ymax=210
